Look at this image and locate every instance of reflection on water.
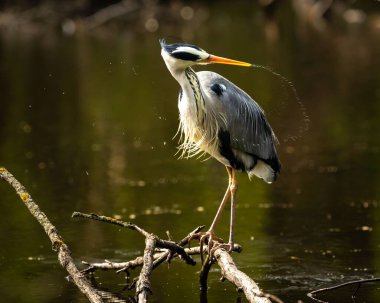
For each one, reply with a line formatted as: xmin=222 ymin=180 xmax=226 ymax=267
xmin=0 ymin=3 xmax=380 ymax=303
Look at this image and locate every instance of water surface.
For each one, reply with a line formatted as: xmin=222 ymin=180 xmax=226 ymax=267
xmin=0 ymin=3 xmax=380 ymax=302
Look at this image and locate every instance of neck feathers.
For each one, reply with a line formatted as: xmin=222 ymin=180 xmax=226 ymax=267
xmin=184 ymin=68 xmax=206 ymax=124
xmin=176 ymin=68 xmax=225 ymax=160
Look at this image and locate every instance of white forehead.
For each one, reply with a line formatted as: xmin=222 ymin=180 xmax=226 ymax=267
xmin=172 ymin=46 xmax=209 ymax=60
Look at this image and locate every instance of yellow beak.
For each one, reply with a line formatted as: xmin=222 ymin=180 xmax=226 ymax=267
xmin=207 ymin=55 xmax=252 ymax=67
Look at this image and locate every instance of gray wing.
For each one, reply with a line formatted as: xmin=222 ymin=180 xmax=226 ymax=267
xmin=198 ymin=71 xmax=279 ymax=165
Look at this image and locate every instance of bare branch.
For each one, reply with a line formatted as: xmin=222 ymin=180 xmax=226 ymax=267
xmin=308 ymin=277 xmax=380 ymax=302
xmin=72 ymin=212 xmax=196 ymax=266
xmin=81 ymin=257 xmax=148 ymax=275
xmin=0 ymin=168 xmax=103 ymax=303
xmin=72 ymin=212 xmax=151 ymax=237
xmin=156 ymin=225 xmax=204 ymax=268
xmin=155 ymin=238 xmax=196 ymax=265
xmin=72 ymin=207 xmax=275 ymax=303
xmin=199 ymin=255 xmax=213 ymax=290
xmin=136 ymin=235 xmax=155 ymax=303
xmin=214 ymin=247 xmax=272 ymax=303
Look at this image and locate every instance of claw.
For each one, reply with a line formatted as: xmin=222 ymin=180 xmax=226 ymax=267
xmin=187 ymin=230 xmax=228 ymax=263
xmin=199 ymin=232 xmax=211 ymax=264
xmin=198 ymin=231 xmax=224 ymax=263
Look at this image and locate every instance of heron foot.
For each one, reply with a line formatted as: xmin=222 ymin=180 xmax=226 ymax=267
xmin=189 ymin=230 xmax=224 ymax=264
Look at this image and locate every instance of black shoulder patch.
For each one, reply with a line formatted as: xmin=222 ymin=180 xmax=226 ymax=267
xmin=178 ymin=88 xmax=183 ymax=102
xmin=218 ymin=129 xmax=245 ymax=171
xmin=210 ymin=83 xmax=224 ymax=97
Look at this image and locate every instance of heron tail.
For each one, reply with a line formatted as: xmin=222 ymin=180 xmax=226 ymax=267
xmin=248 ymin=160 xmax=278 ymax=184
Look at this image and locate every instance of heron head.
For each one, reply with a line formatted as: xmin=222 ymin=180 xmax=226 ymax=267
xmin=160 ymin=39 xmax=252 ymax=70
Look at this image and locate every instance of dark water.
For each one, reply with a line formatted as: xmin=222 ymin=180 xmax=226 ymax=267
xmin=1 ymin=3 xmax=380 ymax=303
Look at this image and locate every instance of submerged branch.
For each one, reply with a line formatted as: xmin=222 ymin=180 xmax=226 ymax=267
xmin=308 ymin=277 xmax=380 ymax=302
xmin=199 ymin=255 xmax=213 ymax=290
xmin=0 ymin=168 xmax=103 ymax=303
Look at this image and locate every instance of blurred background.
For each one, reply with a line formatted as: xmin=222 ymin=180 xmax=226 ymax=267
xmin=0 ymin=0 xmax=380 ymax=302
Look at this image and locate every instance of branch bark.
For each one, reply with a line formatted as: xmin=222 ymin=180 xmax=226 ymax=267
xmin=0 ymin=168 xmax=103 ymax=303
xmin=214 ymin=247 xmax=272 ymax=303
xmin=136 ymin=235 xmax=155 ymax=303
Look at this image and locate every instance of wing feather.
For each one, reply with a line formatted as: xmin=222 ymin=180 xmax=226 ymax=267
xmin=197 ymin=71 xmax=280 ymax=170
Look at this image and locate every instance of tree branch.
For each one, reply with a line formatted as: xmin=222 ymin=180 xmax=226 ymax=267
xmin=199 ymin=255 xmax=213 ymax=291
xmin=72 ymin=212 xmax=196 ymax=266
xmin=0 ymin=168 xmax=103 ymax=303
xmin=308 ymin=277 xmax=380 ymax=302
xmin=136 ymin=235 xmax=155 ymax=303
xmin=72 ymin=212 xmax=150 ymax=237
xmin=214 ymin=247 xmax=272 ymax=303
xmin=74 ymin=210 xmax=270 ymax=303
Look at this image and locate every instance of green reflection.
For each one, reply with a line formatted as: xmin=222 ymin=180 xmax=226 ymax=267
xmin=1 ymin=2 xmax=380 ymax=302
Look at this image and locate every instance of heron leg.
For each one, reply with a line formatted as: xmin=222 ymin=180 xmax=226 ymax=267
xmin=189 ymin=166 xmax=233 ymax=262
xmin=208 ymin=166 xmax=233 ymax=232
xmin=209 ymin=169 xmax=237 ymax=256
xmin=228 ymin=169 xmax=238 ymax=247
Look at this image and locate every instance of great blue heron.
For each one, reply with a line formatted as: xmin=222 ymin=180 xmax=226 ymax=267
xmin=160 ymin=40 xmax=281 ymax=254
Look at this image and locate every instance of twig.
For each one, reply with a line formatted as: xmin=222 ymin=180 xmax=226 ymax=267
xmin=136 ymin=235 xmax=155 ymax=303
xmin=158 ymin=225 xmax=204 ymax=268
xmin=214 ymin=247 xmax=271 ymax=303
xmin=81 ymin=257 xmax=147 ymax=275
xmin=72 ymin=212 xmax=196 ymax=266
xmin=81 ymin=244 xmax=242 ymax=274
xmin=72 ymin=212 xmax=150 ymax=237
xmin=0 ymin=168 xmax=103 ymax=303
xmin=308 ymin=277 xmax=380 ymax=302
xmin=155 ymin=238 xmax=196 ymax=265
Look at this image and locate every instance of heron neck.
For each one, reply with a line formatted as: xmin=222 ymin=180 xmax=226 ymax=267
xmin=181 ymin=67 xmax=206 ymax=124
